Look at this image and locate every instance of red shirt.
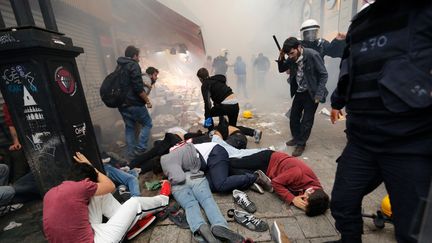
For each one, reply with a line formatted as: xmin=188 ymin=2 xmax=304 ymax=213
xmin=266 ymin=151 xmax=322 ymax=204
xmin=43 ymin=179 xmax=97 ymax=243
xmin=2 ymin=104 xmax=13 ymax=127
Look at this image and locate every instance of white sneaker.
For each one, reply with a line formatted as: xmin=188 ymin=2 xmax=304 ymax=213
xmin=0 ymin=203 xmax=23 ymax=216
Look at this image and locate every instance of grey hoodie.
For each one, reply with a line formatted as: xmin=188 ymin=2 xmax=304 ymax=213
xmin=161 ymin=143 xmax=201 ymax=185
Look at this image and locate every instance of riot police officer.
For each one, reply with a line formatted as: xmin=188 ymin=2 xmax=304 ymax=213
xmin=329 ymin=1 xmax=432 ymax=242
xmin=300 ymin=19 xmax=346 ymax=59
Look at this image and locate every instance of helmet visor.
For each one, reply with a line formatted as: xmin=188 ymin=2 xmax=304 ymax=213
xmin=302 ymin=29 xmax=318 ymax=41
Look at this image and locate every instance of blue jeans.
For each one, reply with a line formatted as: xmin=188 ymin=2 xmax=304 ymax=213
xmin=104 ymin=164 xmax=140 ymax=196
xmin=119 ymin=105 xmax=153 ymax=157
xmin=172 ymin=175 xmax=227 ymax=233
xmin=0 ymin=164 xmax=14 ymax=206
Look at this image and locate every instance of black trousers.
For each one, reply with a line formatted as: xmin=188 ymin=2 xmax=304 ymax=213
xmin=290 ymin=92 xmax=318 ymax=146
xmin=209 ymin=103 xmax=240 ymax=129
xmin=229 ymin=150 xmax=274 ymax=175
xmin=205 ymin=145 xmax=256 ymax=193
xmin=330 ymin=141 xmax=432 ymax=243
xmin=129 ymin=133 xmax=182 ymax=173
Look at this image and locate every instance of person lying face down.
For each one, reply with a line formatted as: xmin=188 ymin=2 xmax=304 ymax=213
xmin=209 ymin=134 xmax=329 ymax=216
xmin=129 ymin=123 xmax=261 ymax=174
xmin=159 ymin=142 xmax=271 ymax=194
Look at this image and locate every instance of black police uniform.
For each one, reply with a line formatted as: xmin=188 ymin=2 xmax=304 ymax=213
xmin=302 ymin=38 xmax=345 ymax=59
xmin=330 ymin=1 xmax=432 ymax=242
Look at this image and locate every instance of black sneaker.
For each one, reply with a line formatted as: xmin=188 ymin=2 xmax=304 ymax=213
xmin=227 ymin=209 xmax=269 ymax=232
xmin=211 ymin=225 xmax=245 ymax=243
xmin=254 ymin=170 xmax=273 ymax=192
xmin=233 ymin=189 xmax=257 ymax=213
xmin=292 ymin=146 xmax=305 ymax=157
xmin=285 ymin=139 xmax=296 ymax=146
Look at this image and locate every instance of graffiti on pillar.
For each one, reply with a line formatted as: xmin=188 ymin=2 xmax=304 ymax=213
xmin=2 ymin=65 xmax=37 ymax=93
xmin=54 ymin=66 xmax=76 ymax=96
xmin=0 ymin=33 xmax=19 ymax=45
xmin=23 ymin=86 xmax=56 ymax=157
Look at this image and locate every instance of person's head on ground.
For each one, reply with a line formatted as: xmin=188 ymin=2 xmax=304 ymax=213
xmin=146 ymin=67 xmax=159 ymax=83
xmin=282 ymin=37 xmax=302 ymax=62
xmin=150 ymin=156 xmax=163 ymax=174
xmin=304 ymin=188 xmax=329 ymax=216
xmin=197 ymin=68 xmax=209 ymax=83
xmin=125 ymin=45 xmax=140 ymax=62
xmin=67 ymin=163 xmax=98 ymax=183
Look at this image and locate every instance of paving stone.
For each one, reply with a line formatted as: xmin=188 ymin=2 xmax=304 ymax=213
xmin=148 ymin=225 xmax=191 ymax=242
xmin=296 ymin=214 xmax=337 ymax=238
xmin=131 ymin=225 xmax=153 ymax=243
xmin=309 ymin=235 xmax=340 ymax=243
xmin=251 ymin=192 xmax=293 ymax=218
xmin=295 ymin=239 xmax=311 ymax=243
xmin=270 ymin=217 xmax=306 ymax=240
xmin=218 ymin=202 xmax=236 ymax=222
xmin=362 ymin=231 xmax=396 ymax=243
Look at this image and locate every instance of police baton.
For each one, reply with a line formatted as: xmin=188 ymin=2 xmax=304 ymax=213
xmin=273 ymin=35 xmax=281 ymax=51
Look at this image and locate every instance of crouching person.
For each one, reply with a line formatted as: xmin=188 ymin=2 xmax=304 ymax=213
xmin=43 ymin=152 xmax=171 ymax=243
xmin=161 ymin=143 xmax=248 ymax=243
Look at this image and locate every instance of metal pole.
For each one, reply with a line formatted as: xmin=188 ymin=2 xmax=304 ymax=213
xmin=38 ymin=0 xmax=58 ymax=32
xmin=0 ymin=10 xmax=5 ymax=29
xmin=9 ymin=0 xmax=35 ymax=27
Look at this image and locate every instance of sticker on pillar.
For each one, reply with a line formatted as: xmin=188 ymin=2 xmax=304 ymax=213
xmin=23 ymin=86 xmax=55 ymax=157
xmin=55 ymin=66 xmax=76 ymax=95
xmin=73 ymin=122 xmax=86 ymax=143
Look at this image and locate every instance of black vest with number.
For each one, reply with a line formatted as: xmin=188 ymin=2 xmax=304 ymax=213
xmin=345 ymin=1 xmax=432 ymax=114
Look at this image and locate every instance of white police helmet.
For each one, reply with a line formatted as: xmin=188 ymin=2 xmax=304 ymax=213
xmin=300 ymin=19 xmax=320 ymax=41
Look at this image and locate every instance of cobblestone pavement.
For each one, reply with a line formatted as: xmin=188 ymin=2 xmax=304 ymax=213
xmin=0 ymin=95 xmax=396 ymax=243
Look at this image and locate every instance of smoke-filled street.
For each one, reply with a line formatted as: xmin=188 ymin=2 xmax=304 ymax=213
xmin=1 ymin=0 xmax=431 ymax=242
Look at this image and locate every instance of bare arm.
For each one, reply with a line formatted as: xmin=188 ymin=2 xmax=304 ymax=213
xmin=139 ymin=91 xmax=152 ymax=108
xmin=73 ymin=152 xmax=115 ymax=196
xmin=8 ymin=126 xmax=22 ymax=151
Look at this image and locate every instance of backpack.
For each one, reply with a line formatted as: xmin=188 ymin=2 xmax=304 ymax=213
xmin=100 ymin=65 xmax=129 ymax=108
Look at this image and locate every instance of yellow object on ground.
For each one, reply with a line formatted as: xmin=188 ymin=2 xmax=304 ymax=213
xmin=381 ymin=195 xmax=392 ymax=217
xmin=243 ymin=110 xmax=253 ymax=119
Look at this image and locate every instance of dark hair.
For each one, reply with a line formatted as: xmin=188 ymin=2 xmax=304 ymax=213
xmin=197 ymin=68 xmax=209 ymax=80
xmin=225 ymin=132 xmax=247 ymax=149
xmin=305 ymin=189 xmax=329 ymax=216
xmin=150 ymin=156 xmax=163 ymax=174
xmin=282 ymin=37 xmax=301 ymax=53
xmin=146 ymin=67 xmax=159 ymax=75
xmin=125 ymin=45 xmax=140 ymax=58
xmin=67 ymin=163 xmax=98 ymax=182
